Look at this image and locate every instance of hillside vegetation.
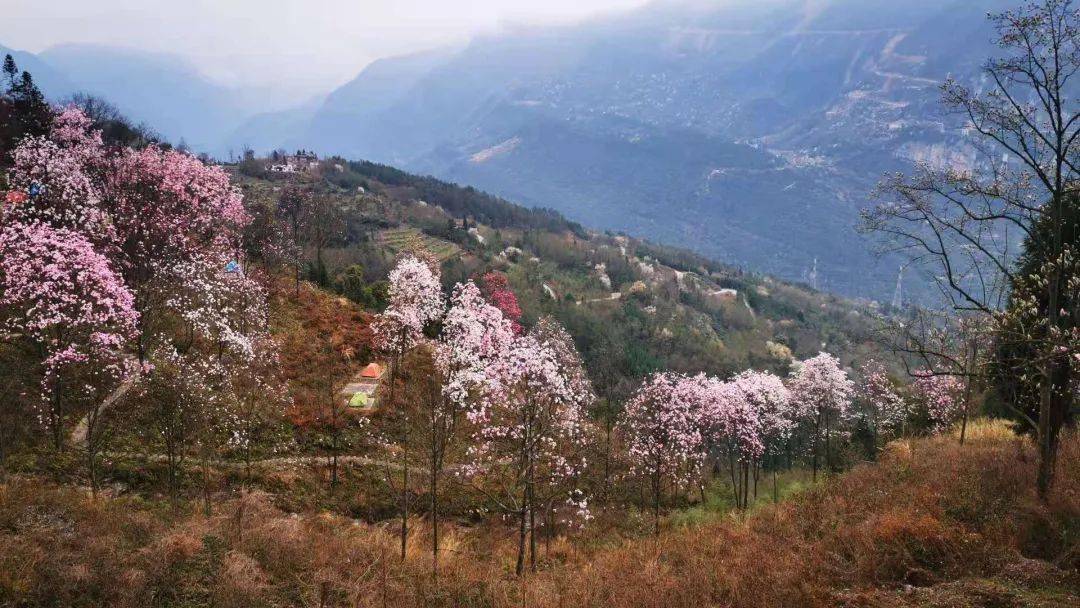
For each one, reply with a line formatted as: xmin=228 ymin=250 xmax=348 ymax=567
xmin=233 ymin=155 xmax=891 ymax=404
xmin=1 ymin=422 xmax=1076 ymax=607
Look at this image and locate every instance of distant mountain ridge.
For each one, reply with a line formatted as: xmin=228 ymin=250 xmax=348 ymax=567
xmin=2 ymin=0 xmax=1016 ymax=302
xmin=220 ymin=0 xmax=1014 ymax=302
xmin=1 ymin=43 xmax=297 ymax=155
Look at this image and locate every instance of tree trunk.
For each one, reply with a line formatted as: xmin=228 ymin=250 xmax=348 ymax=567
xmin=51 ymin=383 xmax=63 ymax=452
xmin=330 ymin=431 xmax=339 ymax=489
xmin=772 ymin=465 xmax=779 ymax=503
xmin=86 ymin=408 xmax=99 ymax=499
xmin=1036 ymin=358 xmax=1071 ymax=498
xmin=526 ymin=448 xmax=537 ymax=572
xmin=88 ymin=448 xmax=98 ymax=499
xmin=812 ymin=409 xmax=822 ymax=482
xmin=824 ymin=409 xmax=832 ymax=474
xmin=652 ymin=471 xmax=662 ymax=536
xmin=515 ymin=500 xmax=527 ymax=575
xmin=602 ymin=420 xmax=613 ymax=501
xmin=400 ymin=439 xmax=409 ymax=560
xmin=727 ymin=450 xmax=740 ymax=509
xmin=528 ymin=493 xmax=537 ymax=573
xmin=430 ymin=448 xmax=439 ymax=576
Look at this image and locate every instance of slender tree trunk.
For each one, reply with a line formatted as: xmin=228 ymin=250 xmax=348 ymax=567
xmin=400 ymin=437 xmax=409 ymax=560
xmin=86 ymin=408 xmax=99 ymax=499
xmin=545 ymin=503 xmax=553 ymax=558
xmin=202 ymin=455 xmax=212 ymax=515
xmin=331 ymin=430 xmax=339 ymax=489
xmin=602 ymin=420 xmax=613 ymax=501
xmin=244 ymin=444 xmax=252 ymax=488
xmin=741 ymin=462 xmax=750 ymax=510
xmin=959 ymin=341 xmax=978 ymax=445
xmin=430 ymin=442 xmax=439 ymax=576
xmin=652 ymin=471 xmax=662 ymax=536
xmin=516 ymin=499 xmax=527 ymax=575
xmin=824 ymin=409 xmax=832 ymax=474
xmin=528 ymin=487 xmax=537 ymax=573
xmin=1036 ymin=359 xmax=1070 ymax=498
xmin=87 ymin=448 xmax=98 ymax=499
xmin=727 ymin=450 xmax=740 ymax=509
xmin=812 ymin=409 xmax=822 ymax=482
xmin=51 ymin=383 xmax=63 ymax=452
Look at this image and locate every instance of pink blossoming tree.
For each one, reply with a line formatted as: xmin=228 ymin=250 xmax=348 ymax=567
xmin=911 ymin=370 xmax=966 ymax=433
xmin=466 ymin=317 xmax=593 ymax=574
xmin=788 ymin=352 xmax=854 ymax=481
xmin=620 ymin=372 xmax=705 ymax=534
xmin=427 ymin=280 xmax=515 ymax=572
xmin=0 ymin=221 xmax=137 ymax=449
xmin=371 ymin=254 xmax=444 ymax=560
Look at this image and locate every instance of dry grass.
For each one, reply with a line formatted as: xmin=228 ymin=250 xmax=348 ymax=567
xmin=0 ymin=421 xmax=1077 ymax=607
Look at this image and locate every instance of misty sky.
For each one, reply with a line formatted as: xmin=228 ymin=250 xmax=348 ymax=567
xmin=3 ymin=0 xmax=649 ymax=98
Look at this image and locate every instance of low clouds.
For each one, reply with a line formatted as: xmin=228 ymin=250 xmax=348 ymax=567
xmin=2 ymin=0 xmax=647 ymax=96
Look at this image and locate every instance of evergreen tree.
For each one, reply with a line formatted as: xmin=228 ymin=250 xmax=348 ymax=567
xmin=2 ymin=54 xmax=17 ymax=90
xmin=993 ymin=192 xmax=1080 ymax=438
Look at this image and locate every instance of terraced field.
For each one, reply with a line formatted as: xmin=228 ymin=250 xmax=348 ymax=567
xmin=377 ymin=227 xmax=462 ymax=262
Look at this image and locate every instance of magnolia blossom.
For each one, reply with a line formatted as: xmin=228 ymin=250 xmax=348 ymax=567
xmin=911 ymin=370 xmax=966 ymax=431
xmin=372 ymin=255 xmax=444 ymax=356
xmin=788 ymin=352 xmax=855 ymax=423
xmin=155 ymin=250 xmax=267 ymax=361
xmin=0 ymin=220 xmax=139 ymax=433
xmin=621 ymin=372 xmax=705 ymax=484
xmin=2 ymin=106 xmax=267 ymax=458
xmin=465 ymin=320 xmax=594 ymax=498
xmin=0 ymin=222 xmax=137 ymax=345
xmin=730 ymin=370 xmax=793 ymax=458
xmin=462 ymin=318 xmax=594 ymax=566
xmin=6 ymin=108 xmax=114 ymax=245
xmin=858 ymin=359 xmax=908 ymax=432
xmin=435 ymin=281 xmax=515 ymax=408
xmin=105 ymin=143 xmax=249 ymax=281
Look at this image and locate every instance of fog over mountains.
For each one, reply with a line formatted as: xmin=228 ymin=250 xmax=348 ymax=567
xmin=4 ymin=0 xmax=1013 ymax=302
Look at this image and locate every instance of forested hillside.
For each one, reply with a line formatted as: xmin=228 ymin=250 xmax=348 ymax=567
xmin=231 ymin=152 xmax=891 ymax=404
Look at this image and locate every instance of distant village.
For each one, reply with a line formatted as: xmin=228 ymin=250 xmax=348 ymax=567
xmin=268 ymin=149 xmax=320 ymax=173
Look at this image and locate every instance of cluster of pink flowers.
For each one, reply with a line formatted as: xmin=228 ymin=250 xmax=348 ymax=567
xmin=911 ymin=370 xmax=966 ymax=431
xmin=787 ymin=352 xmax=855 ymax=424
xmin=0 ymin=221 xmax=138 ymax=404
xmin=436 ymin=280 xmax=516 ymax=409
xmin=622 ymin=367 xmax=796 ymax=482
xmin=481 ymin=271 xmax=523 ymax=334
xmin=1 ymin=105 xmax=269 ymax=438
xmin=373 ymin=257 xmax=594 ymax=525
xmin=855 ymin=360 xmax=969 ymax=437
xmin=372 ymin=255 xmax=444 ymax=356
xmin=621 ymin=372 xmax=707 ymax=484
xmin=857 ymin=359 xmax=908 ymax=432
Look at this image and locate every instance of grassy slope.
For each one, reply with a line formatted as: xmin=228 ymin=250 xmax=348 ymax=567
xmin=1 ymin=421 xmax=1076 ymax=607
xmin=234 ymin=162 xmax=892 ymax=405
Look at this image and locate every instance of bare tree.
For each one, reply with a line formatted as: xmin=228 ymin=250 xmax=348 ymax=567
xmin=862 ymin=0 xmax=1080 ymax=496
xmin=877 ymin=311 xmax=994 ymax=444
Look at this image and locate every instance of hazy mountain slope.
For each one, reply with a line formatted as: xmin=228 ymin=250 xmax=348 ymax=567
xmin=37 ymin=45 xmax=252 ymax=152
xmin=0 ymin=44 xmax=75 ymax=98
xmin=280 ymin=0 xmax=1014 ymax=302
xmin=2 ymin=1 xmax=1017 ymax=301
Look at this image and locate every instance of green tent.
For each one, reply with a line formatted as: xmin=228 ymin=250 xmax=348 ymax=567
xmin=348 ymin=391 xmax=371 ymax=408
